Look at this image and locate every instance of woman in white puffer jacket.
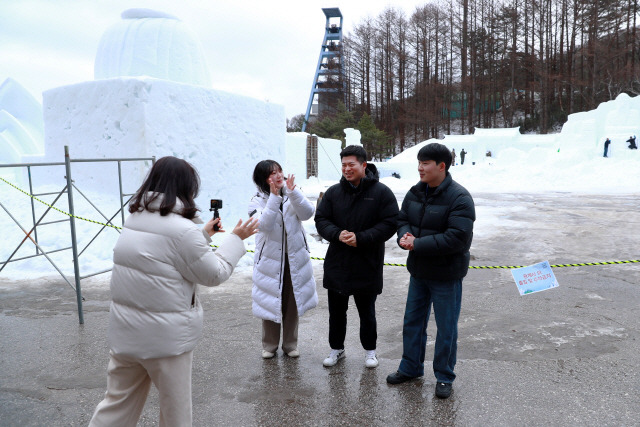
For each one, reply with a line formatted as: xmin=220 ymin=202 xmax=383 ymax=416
xmin=89 ymin=156 xmax=258 ymax=427
xmin=249 ymin=160 xmax=318 ymax=359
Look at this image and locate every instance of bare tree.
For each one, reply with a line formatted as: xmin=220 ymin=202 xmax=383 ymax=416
xmin=338 ymin=0 xmax=640 ymax=147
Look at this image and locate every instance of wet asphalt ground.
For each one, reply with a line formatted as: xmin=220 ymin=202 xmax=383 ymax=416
xmin=1 ymin=192 xmax=639 ymax=426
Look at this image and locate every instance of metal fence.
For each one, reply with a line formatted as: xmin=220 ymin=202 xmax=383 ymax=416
xmin=0 ymin=146 xmax=155 ymax=324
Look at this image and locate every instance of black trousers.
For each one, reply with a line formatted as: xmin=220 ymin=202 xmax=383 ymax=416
xmin=327 ymin=289 xmax=377 ymax=351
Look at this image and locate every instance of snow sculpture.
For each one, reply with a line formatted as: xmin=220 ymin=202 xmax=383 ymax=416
xmin=344 ymin=128 xmax=362 ymax=146
xmin=43 ymin=77 xmax=284 ymax=233
xmin=40 ymin=9 xmax=284 ymax=228
xmin=561 ymin=92 xmax=640 ymax=150
xmin=94 ymin=9 xmax=211 ymax=87
xmin=285 ymin=132 xmax=342 ymax=181
xmin=0 ymin=78 xmax=44 ymax=178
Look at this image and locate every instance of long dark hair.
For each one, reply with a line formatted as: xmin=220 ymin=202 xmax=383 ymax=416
xmin=129 ymin=156 xmax=200 ymax=219
xmin=253 ymin=160 xmax=282 ymax=195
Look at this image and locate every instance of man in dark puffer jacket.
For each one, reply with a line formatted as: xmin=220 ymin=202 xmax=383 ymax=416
xmin=386 ymin=143 xmax=475 ymax=400
xmin=315 ymin=145 xmax=399 ymax=369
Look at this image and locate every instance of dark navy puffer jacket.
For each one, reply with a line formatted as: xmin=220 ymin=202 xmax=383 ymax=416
xmin=398 ymin=173 xmax=475 ymax=280
xmin=315 ymin=164 xmax=399 ymax=295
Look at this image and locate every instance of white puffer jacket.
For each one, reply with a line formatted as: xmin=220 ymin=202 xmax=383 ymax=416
xmin=108 ymin=193 xmax=246 ymax=359
xmin=249 ymin=187 xmax=318 ymax=322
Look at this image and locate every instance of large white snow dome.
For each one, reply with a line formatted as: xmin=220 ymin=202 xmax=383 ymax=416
xmin=94 ymin=9 xmax=211 ymax=87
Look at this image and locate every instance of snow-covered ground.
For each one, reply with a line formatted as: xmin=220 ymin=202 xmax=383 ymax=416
xmin=1 ymin=142 xmax=638 ymax=283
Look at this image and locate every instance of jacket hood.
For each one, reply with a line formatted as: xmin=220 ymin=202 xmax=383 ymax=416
xmin=143 ymin=192 xmax=204 ymax=224
xmin=365 ymin=162 xmax=380 ymax=179
xmin=339 ymin=162 xmax=380 ymax=192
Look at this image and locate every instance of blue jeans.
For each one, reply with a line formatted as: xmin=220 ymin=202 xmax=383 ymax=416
xmin=398 ymin=276 xmax=462 ymax=383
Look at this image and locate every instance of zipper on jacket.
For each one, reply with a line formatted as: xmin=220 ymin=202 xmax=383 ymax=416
xmin=271 ymin=197 xmax=287 ymax=291
xmin=257 ymin=241 xmax=266 ymax=263
xmin=302 ymin=231 xmax=309 ymax=252
xmin=279 ymin=221 xmax=286 ymax=290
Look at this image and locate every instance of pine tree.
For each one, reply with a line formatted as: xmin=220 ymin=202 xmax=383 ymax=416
xmin=357 ymin=113 xmax=390 ymax=160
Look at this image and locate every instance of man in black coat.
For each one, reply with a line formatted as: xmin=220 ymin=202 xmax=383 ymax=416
xmin=386 ymin=143 xmax=475 ymax=400
xmin=315 ymin=145 xmax=399 ymax=369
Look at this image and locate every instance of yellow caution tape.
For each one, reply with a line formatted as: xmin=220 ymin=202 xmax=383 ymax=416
xmin=0 ymin=176 xmax=123 ymax=230
xmin=467 ymin=260 xmax=640 ymax=269
xmin=3 ymin=177 xmax=639 ymax=269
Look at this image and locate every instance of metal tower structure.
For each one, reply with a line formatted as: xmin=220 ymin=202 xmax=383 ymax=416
xmin=301 ymin=8 xmax=345 ymax=132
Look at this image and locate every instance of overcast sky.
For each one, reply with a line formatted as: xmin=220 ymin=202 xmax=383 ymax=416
xmin=0 ymin=0 xmax=419 ymax=119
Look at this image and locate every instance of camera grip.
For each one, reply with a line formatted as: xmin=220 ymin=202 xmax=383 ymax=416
xmin=213 ymin=209 xmax=220 ymax=231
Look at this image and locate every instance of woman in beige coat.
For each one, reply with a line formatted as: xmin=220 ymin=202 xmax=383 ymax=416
xmin=89 ymin=156 xmax=258 ymax=427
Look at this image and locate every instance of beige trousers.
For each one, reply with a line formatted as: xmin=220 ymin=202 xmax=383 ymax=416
xmin=89 ymin=350 xmax=193 ymax=427
xmin=262 ymin=256 xmax=299 ymax=353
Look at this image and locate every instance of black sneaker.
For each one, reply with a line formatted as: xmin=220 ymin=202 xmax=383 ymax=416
xmin=386 ymin=371 xmax=417 ymax=385
xmin=435 ymin=382 xmax=452 ymax=398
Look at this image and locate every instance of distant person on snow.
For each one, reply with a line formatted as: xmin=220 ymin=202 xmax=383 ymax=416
xmin=604 ymin=138 xmax=611 ymax=157
xmin=248 ymin=160 xmax=318 ymax=360
xmin=626 ymin=135 xmax=637 ymax=149
xmin=451 ymin=148 xmax=456 ymax=166
xmin=460 ymin=149 xmax=467 ymax=165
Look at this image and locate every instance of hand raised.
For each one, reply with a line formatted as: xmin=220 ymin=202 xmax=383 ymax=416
xmin=286 ymin=174 xmax=296 ymax=191
xmin=232 ymin=217 xmax=259 ymax=240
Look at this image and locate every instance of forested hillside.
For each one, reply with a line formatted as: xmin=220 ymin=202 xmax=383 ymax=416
xmin=293 ymin=0 xmax=640 ymax=160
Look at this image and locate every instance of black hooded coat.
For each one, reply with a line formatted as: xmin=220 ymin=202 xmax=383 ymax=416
xmin=315 ymin=164 xmax=399 ymax=295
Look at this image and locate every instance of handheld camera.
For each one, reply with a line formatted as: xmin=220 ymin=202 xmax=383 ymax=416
xmin=210 ymin=199 xmax=223 ymax=231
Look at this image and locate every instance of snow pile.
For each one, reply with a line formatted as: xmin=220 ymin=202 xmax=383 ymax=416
xmin=375 ymin=93 xmax=640 ymax=193
xmin=561 ymin=92 xmax=640 ymax=149
xmin=41 ymin=77 xmax=285 ymax=231
xmin=95 ymin=9 xmax=211 ymax=87
xmin=285 ymin=133 xmax=342 ymax=182
xmin=0 ymin=78 xmax=44 ymax=164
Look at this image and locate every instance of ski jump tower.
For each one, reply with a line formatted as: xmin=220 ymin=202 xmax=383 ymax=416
xmin=302 ymin=8 xmax=345 ymax=132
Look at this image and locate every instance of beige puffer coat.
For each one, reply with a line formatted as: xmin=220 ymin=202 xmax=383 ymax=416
xmin=108 ymin=193 xmax=246 ymax=359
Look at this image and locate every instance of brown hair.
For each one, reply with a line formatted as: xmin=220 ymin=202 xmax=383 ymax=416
xmin=129 ymin=156 xmax=200 ymax=219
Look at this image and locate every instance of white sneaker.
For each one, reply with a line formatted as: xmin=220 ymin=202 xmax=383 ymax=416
xmin=323 ymin=349 xmax=345 ymax=367
xmin=262 ymin=350 xmax=275 ymax=359
xmin=287 ymin=349 xmax=300 ymax=358
xmin=365 ymin=350 xmax=378 ymax=368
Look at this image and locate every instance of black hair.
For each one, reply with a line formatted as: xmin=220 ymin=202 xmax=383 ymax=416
xmin=253 ymin=160 xmax=283 ymax=195
xmin=417 ymin=142 xmax=452 ymax=171
xmin=340 ymin=145 xmax=368 ymax=163
xmin=129 ymin=156 xmax=200 ymax=219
